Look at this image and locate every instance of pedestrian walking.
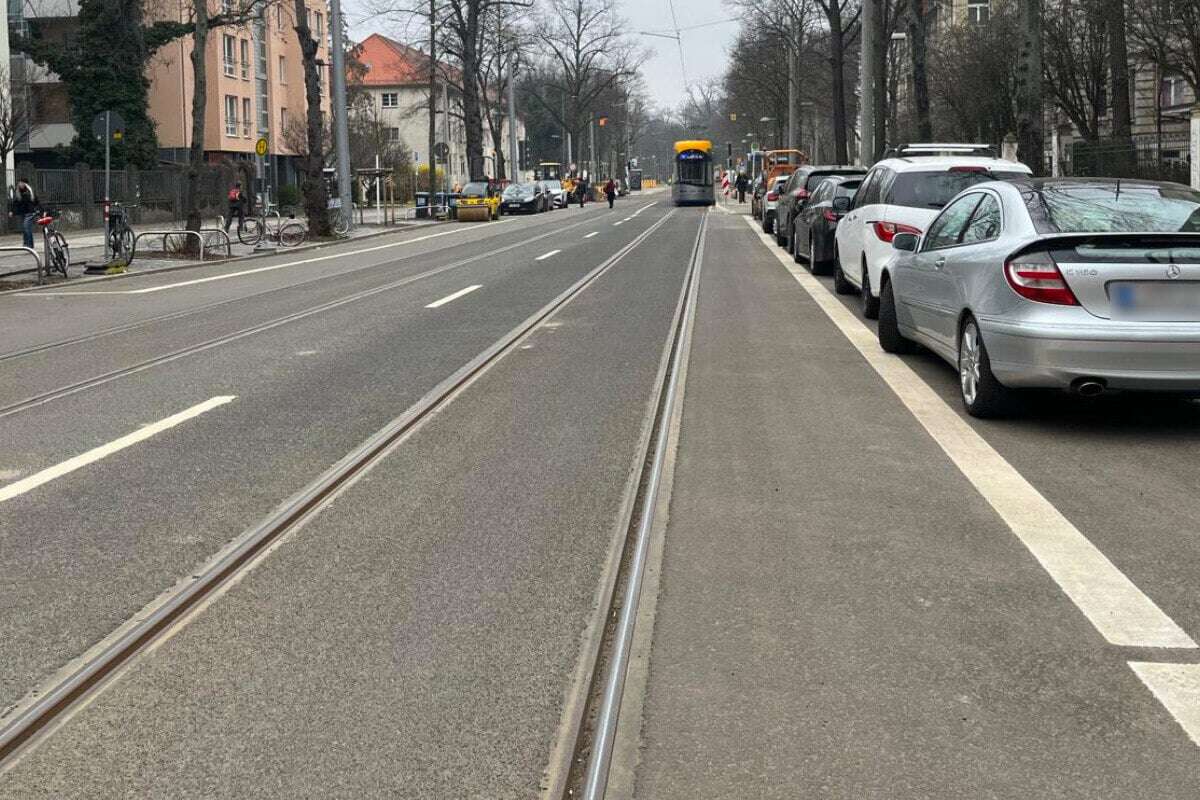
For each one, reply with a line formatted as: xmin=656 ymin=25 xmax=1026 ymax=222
xmin=577 ymin=176 xmax=588 ymax=208
xmin=224 ymin=181 xmax=245 ymax=233
xmin=736 ymin=172 xmax=749 ymax=203
xmin=604 ymin=177 xmax=617 ymax=209
xmin=9 ymin=178 xmax=38 ymax=249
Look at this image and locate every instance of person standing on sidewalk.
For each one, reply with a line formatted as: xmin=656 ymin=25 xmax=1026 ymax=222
xmin=9 ymin=179 xmax=38 ymax=248
xmin=576 ymin=175 xmax=588 ymax=208
xmin=604 ymin=177 xmax=617 ymax=209
xmin=224 ymin=181 xmax=245 ymax=233
xmin=736 ymin=172 xmax=749 ymax=203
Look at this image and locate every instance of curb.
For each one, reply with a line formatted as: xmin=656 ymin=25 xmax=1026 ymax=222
xmin=0 ymin=221 xmax=448 ymax=297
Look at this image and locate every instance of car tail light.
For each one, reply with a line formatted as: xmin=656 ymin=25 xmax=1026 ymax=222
xmin=793 ymin=188 xmax=809 ymax=200
xmin=872 ymin=221 xmax=922 ymax=243
xmin=766 ymin=191 xmax=779 ymax=201
xmin=823 ymin=209 xmax=838 ymax=222
xmin=1004 ymin=251 xmax=1079 ymax=306
xmin=948 ymin=166 xmax=988 ymax=173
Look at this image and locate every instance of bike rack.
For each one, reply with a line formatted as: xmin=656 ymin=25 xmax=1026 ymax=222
xmin=134 ymin=228 xmax=232 ymax=262
xmin=0 ymin=246 xmax=45 ymax=284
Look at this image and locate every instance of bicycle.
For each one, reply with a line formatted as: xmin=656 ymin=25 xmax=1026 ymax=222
xmin=104 ymin=201 xmax=136 ymax=264
xmin=327 ymin=205 xmax=350 ymax=237
xmin=35 ymin=210 xmax=69 ymax=279
xmin=235 ymin=204 xmax=306 ymax=248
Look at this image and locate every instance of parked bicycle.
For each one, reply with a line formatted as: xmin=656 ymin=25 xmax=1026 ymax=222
xmin=104 ymin=201 xmax=136 ymax=264
xmin=236 ymin=203 xmax=306 ymax=248
xmin=36 ymin=210 xmax=69 ymax=279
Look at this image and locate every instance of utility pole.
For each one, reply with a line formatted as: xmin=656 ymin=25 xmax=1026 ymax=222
xmin=330 ymin=0 xmax=353 ymax=229
xmin=506 ymin=49 xmax=518 ymax=182
xmin=787 ymin=15 xmax=797 ymax=151
xmin=858 ymin=0 xmax=877 ymax=166
xmin=427 ymin=0 xmax=437 ymax=203
xmin=589 ymin=114 xmax=596 ymax=179
xmin=442 ymin=82 xmax=451 ymax=193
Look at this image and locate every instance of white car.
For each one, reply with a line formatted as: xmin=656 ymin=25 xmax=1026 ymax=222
xmin=760 ymin=175 xmax=790 ymax=235
xmin=833 ymin=144 xmax=1032 ymax=318
xmin=542 ymin=179 xmax=569 ymax=208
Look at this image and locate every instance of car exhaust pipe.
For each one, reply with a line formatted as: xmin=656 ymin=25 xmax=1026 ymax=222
xmin=1070 ymin=378 xmax=1107 ymax=397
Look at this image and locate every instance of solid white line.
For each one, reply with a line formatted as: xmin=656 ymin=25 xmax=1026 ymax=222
xmin=1130 ymin=663 xmax=1200 ymax=747
xmin=536 ymin=249 xmax=562 ymax=261
xmin=743 ymin=215 xmax=1196 ymax=650
xmin=631 ymin=202 xmax=656 ymax=217
xmin=425 ymin=284 xmax=481 ymax=308
xmin=584 ymin=232 xmax=599 ymax=239
xmin=613 ymin=220 xmax=625 ymax=226
xmin=0 ymin=396 xmax=236 ymax=503
xmin=24 ymin=223 xmax=511 ymax=296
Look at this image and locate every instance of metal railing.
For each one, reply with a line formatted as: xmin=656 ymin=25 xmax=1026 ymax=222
xmin=134 ymin=228 xmax=231 ymax=262
xmin=0 ymin=246 xmax=44 ymax=284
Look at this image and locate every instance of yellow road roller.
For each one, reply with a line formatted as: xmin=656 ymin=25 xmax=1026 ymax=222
xmin=456 ymin=180 xmax=501 ymax=222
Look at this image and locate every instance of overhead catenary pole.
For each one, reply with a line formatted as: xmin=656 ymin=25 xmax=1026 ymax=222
xmin=329 ymin=0 xmax=353 ymax=230
xmin=442 ymin=81 xmax=451 ymax=193
xmin=428 ymin=0 xmax=437 ymax=205
xmin=858 ymin=0 xmax=877 ymax=166
xmin=787 ymin=15 xmax=797 ymax=151
xmin=589 ymin=114 xmax=596 ymax=179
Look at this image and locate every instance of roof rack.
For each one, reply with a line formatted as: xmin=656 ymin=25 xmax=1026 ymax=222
xmin=885 ymin=143 xmax=998 ymax=159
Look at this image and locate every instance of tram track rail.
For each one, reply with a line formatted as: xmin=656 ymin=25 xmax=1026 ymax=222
xmin=0 ymin=211 xmax=618 ymax=420
xmin=0 ymin=210 xmax=600 ymax=366
xmin=557 ymin=210 xmax=707 ymax=800
xmin=0 ymin=207 xmax=679 ymax=771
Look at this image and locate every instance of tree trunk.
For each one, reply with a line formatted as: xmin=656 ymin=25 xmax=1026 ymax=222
xmin=1016 ymin=0 xmax=1044 ymax=175
xmin=459 ymin=20 xmax=485 ymax=181
xmin=907 ymin=0 xmax=932 ymax=139
xmin=828 ymin=15 xmax=850 ymax=165
xmin=1105 ymin=0 xmax=1134 ymax=173
xmin=294 ymin=0 xmax=331 ymax=236
xmin=185 ymin=0 xmax=208 ymax=251
xmin=874 ymin=0 xmax=890 ymax=157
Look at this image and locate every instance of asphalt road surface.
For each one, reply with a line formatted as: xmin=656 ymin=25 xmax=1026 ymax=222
xmin=2 ymin=194 xmax=1200 ymax=798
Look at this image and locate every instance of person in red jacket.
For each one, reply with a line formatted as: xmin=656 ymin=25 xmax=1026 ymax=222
xmin=604 ymin=177 xmax=616 ymax=209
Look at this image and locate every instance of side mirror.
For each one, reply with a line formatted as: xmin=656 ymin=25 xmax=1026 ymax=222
xmin=893 ymin=232 xmax=920 ymax=252
xmin=832 ymin=196 xmax=851 ymax=213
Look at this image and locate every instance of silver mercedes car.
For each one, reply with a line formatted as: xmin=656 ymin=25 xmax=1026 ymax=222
xmin=876 ymin=178 xmax=1200 ymax=417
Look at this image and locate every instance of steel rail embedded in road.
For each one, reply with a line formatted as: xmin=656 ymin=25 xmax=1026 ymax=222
xmin=0 ymin=210 xmax=599 ymax=365
xmin=0 ymin=211 xmax=617 ymax=420
xmin=0 ymin=205 xmax=676 ymax=770
xmin=575 ymin=210 xmax=708 ymax=800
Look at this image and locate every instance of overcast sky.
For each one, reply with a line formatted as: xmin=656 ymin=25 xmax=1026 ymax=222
xmin=342 ymin=0 xmax=739 ymax=113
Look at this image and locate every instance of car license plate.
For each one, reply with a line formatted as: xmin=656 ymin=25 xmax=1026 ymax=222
xmin=1109 ymin=281 xmax=1200 ymax=321
xmin=507 ymin=203 xmax=521 ymax=209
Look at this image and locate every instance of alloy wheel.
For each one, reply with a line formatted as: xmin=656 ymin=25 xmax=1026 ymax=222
xmin=959 ymin=323 xmax=982 ymax=406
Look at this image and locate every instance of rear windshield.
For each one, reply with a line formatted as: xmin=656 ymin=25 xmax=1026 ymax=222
xmin=805 ymin=171 xmax=865 ymax=191
xmin=836 ymin=180 xmax=861 ymax=197
xmin=1029 ymin=183 xmax=1200 ymax=233
xmin=889 ymin=170 xmax=1028 ymax=209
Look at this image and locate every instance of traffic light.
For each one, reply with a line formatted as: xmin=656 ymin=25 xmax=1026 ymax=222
xmin=729 ymin=112 xmax=737 ymax=122
xmin=598 ymin=116 xmax=608 ymax=127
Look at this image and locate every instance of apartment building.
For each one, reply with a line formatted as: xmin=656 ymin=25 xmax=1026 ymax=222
xmin=9 ymin=0 xmax=331 ymax=187
xmin=353 ymin=33 xmax=526 ymax=187
xmin=147 ymin=0 xmax=331 ymax=188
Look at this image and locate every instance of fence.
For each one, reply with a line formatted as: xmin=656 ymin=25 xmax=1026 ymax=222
xmin=1061 ymin=137 xmax=1191 ymax=184
xmin=13 ymin=162 xmax=247 ymax=230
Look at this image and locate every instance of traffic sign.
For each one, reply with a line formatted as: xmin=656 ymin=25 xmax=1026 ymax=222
xmin=91 ymin=110 xmax=126 ymax=141
xmin=433 ymin=142 xmax=449 ymax=162
xmin=255 ymin=137 xmax=268 ymax=157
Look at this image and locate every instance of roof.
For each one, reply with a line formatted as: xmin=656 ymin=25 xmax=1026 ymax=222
xmin=674 ymin=140 xmax=712 ymax=154
xmin=353 ymin=33 xmax=458 ymax=87
xmin=873 ymin=155 xmax=1034 ymax=173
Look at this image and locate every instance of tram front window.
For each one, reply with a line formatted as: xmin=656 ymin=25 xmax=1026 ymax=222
xmin=677 ymin=154 xmax=710 ymax=185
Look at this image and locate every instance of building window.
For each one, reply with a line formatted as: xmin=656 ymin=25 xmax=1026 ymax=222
xmin=967 ymin=0 xmax=989 ymax=24
xmin=315 ymin=11 xmax=323 ymax=38
xmin=1161 ymin=73 xmax=1188 ymax=109
xmin=278 ymin=55 xmax=286 ymax=83
xmin=223 ymin=35 xmax=236 ymax=76
xmin=386 ymin=127 xmax=401 ymax=143
xmin=281 ymin=107 xmax=289 ymax=132
xmin=225 ymin=95 xmax=238 ymax=136
xmin=275 ymin=4 xmax=282 ymax=29
xmin=381 ymin=92 xmax=398 ymax=108
xmin=242 ymin=98 xmax=252 ymax=136
xmin=240 ymin=39 xmax=250 ymax=79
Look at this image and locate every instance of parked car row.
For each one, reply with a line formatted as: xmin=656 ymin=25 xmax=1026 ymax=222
xmin=501 ymin=180 xmax=569 ymax=214
xmin=760 ymin=143 xmax=1200 ymax=417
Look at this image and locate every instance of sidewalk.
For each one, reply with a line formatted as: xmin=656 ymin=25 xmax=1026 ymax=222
xmin=621 ymin=207 xmax=1200 ymax=798
xmin=0 ymin=214 xmax=436 ymax=288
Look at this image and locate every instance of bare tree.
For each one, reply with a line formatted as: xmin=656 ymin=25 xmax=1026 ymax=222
xmin=1042 ymin=0 xmax=1108 ymax=142
xmin=534 ymin=0 xmax=646 ymax=171
xmin=0 ymin=64 xmax=39 ymax=233
xmin=1016 ymin=0 xmax=1044 ymax=174
xmin=293 ymin=0 xmax=331 ymax=236
xmin=814 ymin=0 xmax=861 ymax=163
xmin=1130 ymin=0 xmax=1200 ymax=96
xmin=905 ymin=0 xmax=932 ymax=140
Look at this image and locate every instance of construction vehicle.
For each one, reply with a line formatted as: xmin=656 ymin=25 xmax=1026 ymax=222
xmin=456 ymin=180 xmax=502 ymax=222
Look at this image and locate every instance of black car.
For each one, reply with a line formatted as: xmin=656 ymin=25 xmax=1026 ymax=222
xmin=790 ymin=175 xmax=861 ymax=274
xmin=502 ymin=182 xmax=549 ymax=213
xmin=774 ymin=165 xmax=867 ymax=251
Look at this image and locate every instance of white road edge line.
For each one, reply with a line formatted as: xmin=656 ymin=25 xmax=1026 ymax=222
xmin=0 ymin=396 xmax=236 ymax=503
xmin=631 ymin=202 xmax=655 ymax=217
xmin=613 ymin=220 xmax=625 ymax=226
xmin=1130 ymin=663 xmax=1200 ymax=747
xmin=23 ymin=223 xmax=511 ymax=296
xmin=536 ymin=249 xmax=562 ymax=261
xmin=584 ymin=232 xmax=599 ymax=239
xmin=742 ymin=214 xmax=1196 ymax=650
xmin=425 ymin=284 xmax=482 ymax=308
